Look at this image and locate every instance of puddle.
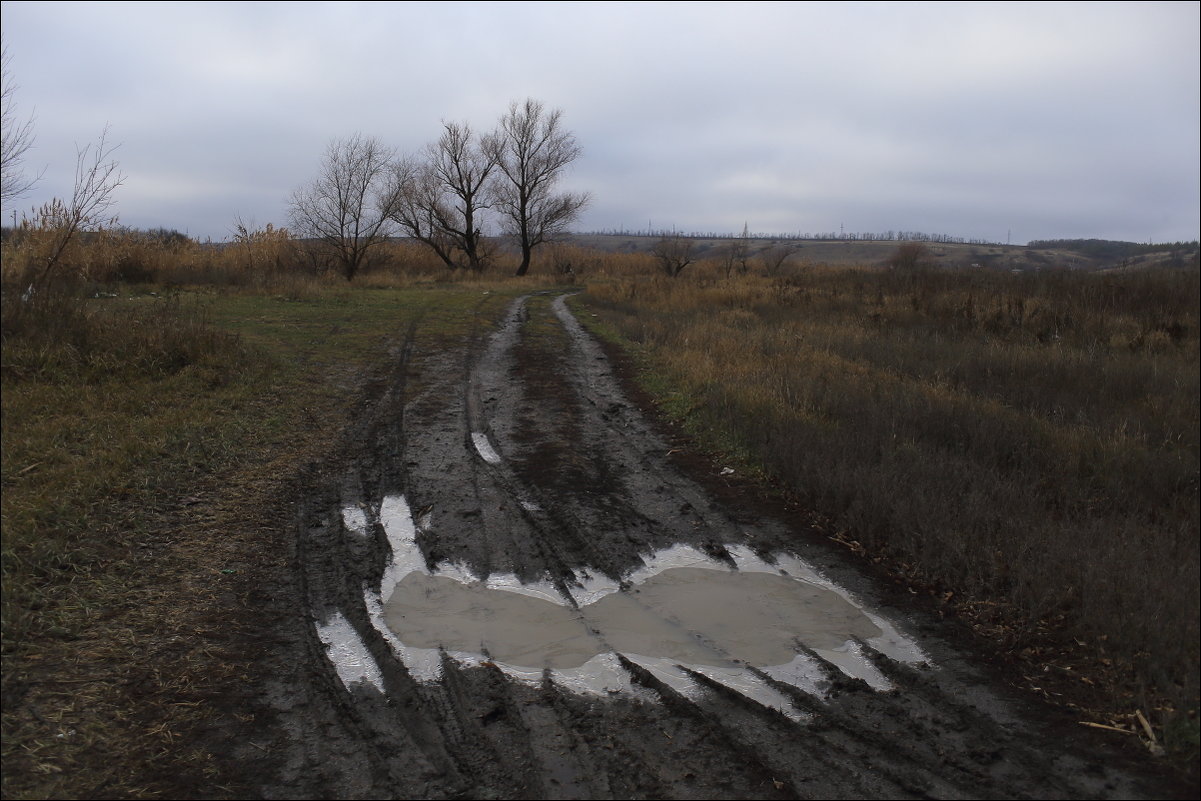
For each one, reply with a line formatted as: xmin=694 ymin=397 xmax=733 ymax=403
xmin=386 ymin=573 xmax=601 ymax=667
xmin=378 ymin=493 xmax=424 ymax=602
xmin=315 ymin=610 xmax=385 ymax=693
xmin=472 ymin=431 xmax=503 ymax=464
xmin=385 ymin=567 xmax=885 ymax=669
xmin=341 ymin=503 xmax=370 ymax=538
xmin=333 ymin=494 xmax=928 ymax=719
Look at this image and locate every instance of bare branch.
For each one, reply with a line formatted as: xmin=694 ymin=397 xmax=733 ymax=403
xmin=31 ymin=126 xmax=125 ymax=288
xmin=387 ymin=156 xmax=459 ymax=269
xmin=492 ymin=99 xmax=589 ymax=276
xmin=70 ymin=126 xmax=124 ymax=229
xmin=288 ymin=134 xmax=397 ymax=280
xmin=758 ymin=241 xmax=797 ymax=276
xmin=389 ymin=122 xmax=499 ymax=271
xmin=652 ymin=232 xmax=695 ymax=278
xmin=1 ymin=42 xmax=42 ymax=205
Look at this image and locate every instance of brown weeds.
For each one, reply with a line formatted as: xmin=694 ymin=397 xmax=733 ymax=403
xmin=2 ymin=226 xmax=1196 ymax=778
xmin=580 ymin=265 xmax=1199 ymax=745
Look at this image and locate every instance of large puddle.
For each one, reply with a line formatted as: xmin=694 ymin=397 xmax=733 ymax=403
xmin=385 ymin=567 xmax=882 ymax=668
xmin=320 ymin=493 xmax=928 ymax=720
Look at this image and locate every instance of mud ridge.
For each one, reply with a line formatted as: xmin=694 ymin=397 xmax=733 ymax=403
xmin=278 ymin=292 xmax=1178 ymax=799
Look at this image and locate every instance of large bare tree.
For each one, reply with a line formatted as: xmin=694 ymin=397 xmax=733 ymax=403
xmin=387 ymin=156 xmax=461 ymax=269
xmin=2 ymin=42 xmax=41 ymax=205
xmin=289 ymin=134 xmax=397 ymax=281
xmin=390 ymin=121 xmax=499 ymax=271
xmin=490 ymin=99 xmax=589 ymax=276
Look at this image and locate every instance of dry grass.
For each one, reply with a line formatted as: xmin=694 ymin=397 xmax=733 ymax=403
xmin=579 ymin=265 xmax=1199 ymax=751
xmin=0 ymin=239 xmax=534 ymax=796
xmin=0 ymin=223 xmax=597 ymax=291
xmin=3 ymin=225 xmax=1196 ymax=788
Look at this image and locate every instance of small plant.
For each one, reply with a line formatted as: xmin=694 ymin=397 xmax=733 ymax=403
xmin=886 ymin=241 xmax=930 ymax=271
xmin=25 ymin=127 xmax=124 ymax=291
xmin=651 ymin=232 xmax=695 ymax=277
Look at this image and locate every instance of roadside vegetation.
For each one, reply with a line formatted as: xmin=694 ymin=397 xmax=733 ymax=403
xmin=0 ymin=227 xmax=540 ymax=797
xmin=2 ymin=223 xmax=1197 ymax=794
xmin=577 ymin=260 xmax=1199 ymax=758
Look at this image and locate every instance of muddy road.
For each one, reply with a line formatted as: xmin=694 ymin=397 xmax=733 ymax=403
xmin=236 ymin=292 xmax=1170 ymax=799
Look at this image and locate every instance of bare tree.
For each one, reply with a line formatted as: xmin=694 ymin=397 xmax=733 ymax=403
xmin=28 ymin=126 xmax=124 ymax=289
xmin=387 ymin=156 xmax=460 ymax=269
xmin=652 ymin=232 xmax=695 ymax=278
xmin=289 ymin=134 xmax=397 ymax=281
xmin=717 ymin=223 xmax=752 ymax=279
xmin=428 ymin=121 xmax=498 ymax=271
xmin=735 ymin=222 xmax=752 ymax=275
xmin=490 ymin=99 xmax=589 ymax=276
xmin=390 ymin=121 xmax=499 ymax=271
xmin=2 ymin=42 xmax=41 ymax=205
xmin=758 ymin=241 xmax=797 ymax=276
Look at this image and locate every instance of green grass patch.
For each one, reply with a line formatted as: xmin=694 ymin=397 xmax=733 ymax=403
xmin=2 ymin=283 xmax=523 ymax=648
xmin=0 ymin=280 xmax=526 ymax=798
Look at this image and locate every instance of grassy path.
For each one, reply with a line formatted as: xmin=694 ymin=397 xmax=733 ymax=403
xmin=1 ymin=284 xmax=526 ymax=798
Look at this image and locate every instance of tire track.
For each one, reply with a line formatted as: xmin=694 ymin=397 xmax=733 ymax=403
xmin=292 ymin=292 xmax=1171 ymax=800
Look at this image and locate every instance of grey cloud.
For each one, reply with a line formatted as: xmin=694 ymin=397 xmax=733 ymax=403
xmin=1 ymin=1 xmax=1195 ymax=243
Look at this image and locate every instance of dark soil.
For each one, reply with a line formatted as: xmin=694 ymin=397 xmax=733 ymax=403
xmin=166 ymin=293 xmax=1189 ymax=799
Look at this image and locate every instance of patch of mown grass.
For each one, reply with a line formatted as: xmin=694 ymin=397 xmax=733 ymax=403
xmin=0 ymin=280 xmax=526 ymax=798
xmin=577 ymin=267 xmax=1199 ymax=762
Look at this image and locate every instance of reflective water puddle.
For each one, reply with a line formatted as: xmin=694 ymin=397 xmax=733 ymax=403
xmin=315 ymin=610 xmax=384 ymax=694
xmin=321 ymin=494 xmax=928 ymax=720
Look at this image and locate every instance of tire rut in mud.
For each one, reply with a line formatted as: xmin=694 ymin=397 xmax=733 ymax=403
xmin=285 ymin=292 xmax=1173 ymax=800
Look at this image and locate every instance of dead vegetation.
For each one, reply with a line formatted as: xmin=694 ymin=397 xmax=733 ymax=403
xmin=577 ymin=264 xmax=1199 ymax=761
xmin=1 ymin=226 xmax=1197 ymax=793
xmin=0 ymin=225 xmax=534 ymax=796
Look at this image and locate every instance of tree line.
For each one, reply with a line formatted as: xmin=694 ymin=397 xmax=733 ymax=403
xmin=1027 ymin=238 xmax=1200 ymax=260
xmin=288 ymin=99 xmax=589 ymax=280
xmin=583 ymin=227 xmax=1001 ymax=245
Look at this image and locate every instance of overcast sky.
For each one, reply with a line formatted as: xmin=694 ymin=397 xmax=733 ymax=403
xmin=2 ymin=1 xmax=1198 ymax=244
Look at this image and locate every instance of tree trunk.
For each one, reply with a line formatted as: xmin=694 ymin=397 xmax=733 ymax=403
xmin=514 ymin=245 xmax=532 ymax=276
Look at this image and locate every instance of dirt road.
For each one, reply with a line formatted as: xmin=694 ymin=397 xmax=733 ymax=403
xmin=225 ymin=292 xmax=1172 ymax=799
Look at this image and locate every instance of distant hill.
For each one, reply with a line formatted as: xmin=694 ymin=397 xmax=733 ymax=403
xmin=561 ymin=233 xmax=1200 ymax=272
xmin=1027 ymin=238 xmax=1199 ymax=263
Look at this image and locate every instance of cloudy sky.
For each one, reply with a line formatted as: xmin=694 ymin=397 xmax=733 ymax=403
xmin=2 ymin=1 xmax=1198 ymax=244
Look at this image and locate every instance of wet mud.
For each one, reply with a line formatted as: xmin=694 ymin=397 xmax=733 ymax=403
xmin=261 ymin=292 xmax=1176 ymax=799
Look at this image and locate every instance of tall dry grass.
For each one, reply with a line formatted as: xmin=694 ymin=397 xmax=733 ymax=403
xmin=581 ymin=265 xmax=1199 ymax=736
xmin=0 ymin=222 xmax=590 ymax=395
xmin=4 ymin=223 xmax=1195 ymax=737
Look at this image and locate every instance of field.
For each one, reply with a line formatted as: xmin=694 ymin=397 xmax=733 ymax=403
xmin=580 ymin=265 xmax=1199 ymax=723
xmin=563 ymin=232 xmax=1194 ymax=272
xmin=1 ymin=231 xmax=1197 ymax=797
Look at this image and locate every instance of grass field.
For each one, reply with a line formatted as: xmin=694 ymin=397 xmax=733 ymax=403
xmin=2 ymin=232 xmax=1198 ymax=792
xmin=0 ymin=279 xmax=532 ymax=797
xmin=576 ymin=265 xmax=1199 ymax=750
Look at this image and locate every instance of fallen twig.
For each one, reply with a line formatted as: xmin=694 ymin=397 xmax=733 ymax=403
xmin=1135 ymin=709 xmax=1157 ymax=744
xmin=1078 ymin=721 xmax=1133 ymax=734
